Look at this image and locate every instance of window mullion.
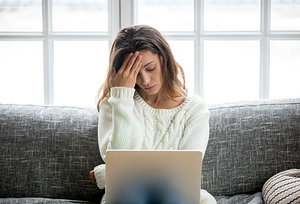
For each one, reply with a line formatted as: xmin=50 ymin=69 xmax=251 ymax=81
xmin=260 ymin=38 xmax=270 ymax=99
xmin=109 ymin=0 xmax=120 ymax=46
xmin=42 ymin=0 xmax=54 ymax=105
xmin=260 ymin=0 xmax=271 ymax=99
xmin=195 ymin=0 xmax=203 ymax=96
xmin=120 ymin=0 xmax=135 ymax=28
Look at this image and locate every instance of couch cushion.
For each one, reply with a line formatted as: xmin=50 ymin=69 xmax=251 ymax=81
xmin=0 ymin=198 xmax=92 ymax=204
xmin=216 ymin=192 xmax=264 ymax=204
xmin=0 ymin=104 xmax=103 ymax=202
xmin=202 ymin=98 xmax=300 ymax=196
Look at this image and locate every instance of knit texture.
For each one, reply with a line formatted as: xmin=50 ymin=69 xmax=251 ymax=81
xmin=262 ymin=169 xmax=300 ymax=204
xmin=94 ymin=87 xmax=214 ymax=203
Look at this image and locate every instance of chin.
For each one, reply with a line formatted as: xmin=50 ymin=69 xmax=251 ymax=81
xmin=137 ymin=85 xmax=161 ymax=96
xmin=146 ymin=87 xmax=161 ymax=96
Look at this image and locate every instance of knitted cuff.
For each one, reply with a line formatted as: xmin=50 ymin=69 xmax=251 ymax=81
xmin=110 ymin=87 xmax=135 ymax=99
xmin=94 ymin=164 xmax=106 ymax=189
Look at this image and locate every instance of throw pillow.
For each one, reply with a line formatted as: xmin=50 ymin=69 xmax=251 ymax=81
xmin=262 ymin=169 xmax=300 ymax=204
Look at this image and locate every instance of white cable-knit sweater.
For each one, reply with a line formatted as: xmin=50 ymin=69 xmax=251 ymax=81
xmin=94 ymin=87 xmax=216 ymax=204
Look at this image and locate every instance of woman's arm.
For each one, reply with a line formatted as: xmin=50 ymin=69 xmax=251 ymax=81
xmin=98 ymin=51 xmax=144 ymax=161
xmin=179 ymin=100 xmax=210 ymax=158
xmin=94 ymin=87 xmax=144 ymax=190
xmin=179 ymin=100 xmax=217 ymax=204
xmin=93 ymin=52 xmax=144 ymax=189
xmin=98 ymin=87 xmax=144 ymax=161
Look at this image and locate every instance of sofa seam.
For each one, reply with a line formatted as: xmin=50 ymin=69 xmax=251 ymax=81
xmin=208 ymin=102 xmax=300 ymax=111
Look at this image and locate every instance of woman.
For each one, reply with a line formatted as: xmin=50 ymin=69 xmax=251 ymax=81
xmin=91 ymin=25 xmax=216 ymax=204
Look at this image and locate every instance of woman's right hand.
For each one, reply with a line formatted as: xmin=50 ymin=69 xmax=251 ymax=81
xmin=109 ymin=51 xmax=142 ymax=88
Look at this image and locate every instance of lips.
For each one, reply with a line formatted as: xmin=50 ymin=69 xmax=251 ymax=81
xmin=144 ymin=85 xmax=156 ymax=91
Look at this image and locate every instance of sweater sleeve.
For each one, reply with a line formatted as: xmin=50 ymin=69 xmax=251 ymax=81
xmin=98 ymin=87 xmax=143 ymax=161
xmin=98 ymin=87 xmax=144 ymax=161
xmin=94 ymin=87 xmax=144 ymax=190
xmin=179 ymin=99 xmax=210 ymax=158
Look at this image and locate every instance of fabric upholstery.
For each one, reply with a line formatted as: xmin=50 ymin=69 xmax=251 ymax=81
xmin=1 ymin=98 xmax=299 ymax=203
xmin=202 ymin=98 xmax=300 ymax=196
xmin=215 ymin=192 xmax=264 ymax=204
xmin=0 ymin=104 xmax=103 ymax=203
xmin=0 ymin=198 xmax=90 ymax=204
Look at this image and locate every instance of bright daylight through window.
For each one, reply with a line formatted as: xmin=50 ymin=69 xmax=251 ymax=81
xmin=0 ymin=0 xmax=299 ymax=106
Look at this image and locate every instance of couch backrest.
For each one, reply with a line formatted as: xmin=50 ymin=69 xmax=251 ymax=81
xmin=1 ymin=98 xmax=299 ymax=200
xmin=0 ymin=104 xmax=103 ymax=202
xmin=202 ymin=98 xmax=300 ymax=196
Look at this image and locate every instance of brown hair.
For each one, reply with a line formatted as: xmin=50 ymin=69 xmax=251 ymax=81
xmin=96 ymin=25 xmax=186 ymax=111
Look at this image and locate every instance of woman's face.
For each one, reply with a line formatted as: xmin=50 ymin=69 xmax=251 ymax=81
xmin=135 ymin=50 xmax=164 ymax=96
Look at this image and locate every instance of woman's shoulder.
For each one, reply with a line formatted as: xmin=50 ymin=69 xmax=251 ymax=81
xmin=184 ymin=94 xmax=206 ymax=107
xmin=183 ymin=94 xmax=210 ymax=115
xmin=186 ymin=94 xmax=206 ymax=104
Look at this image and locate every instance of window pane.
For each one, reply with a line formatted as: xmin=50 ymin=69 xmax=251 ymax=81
xmin=168 ymin=41 xmax=194 ymax=94
xmin=54 ymin=41 xmax=109 ymax=107
xmin=271 ymin=0 xmax=300 ymax=30
xmin=203 ymin=41 xmax=260 ymax=104
xmin=52 ymin=0 xmax=108 ymax=32
xmin=204 ymin=0 xmax=260 ymax=31
xmin=270 ymin=41 xmax=300 ymax=99
xmin=0 ymin=41 xmax=43 ymax=104
xmin=138 ymin=0 xmax=194 ymax=32
xmin=0 ymin=0 xmax=42 ymax=32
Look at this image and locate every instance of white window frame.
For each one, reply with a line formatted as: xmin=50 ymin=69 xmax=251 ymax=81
xmin=0 ymin=0 xmax=120 ymax=105
xmin=122 ymin=0 xmax=300 ymax=99
xmin=1 ymin=0 xmax=300 ymax=105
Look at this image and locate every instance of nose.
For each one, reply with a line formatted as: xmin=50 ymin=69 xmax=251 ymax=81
xmin=139 ymin=72 xmax=151 ymax=85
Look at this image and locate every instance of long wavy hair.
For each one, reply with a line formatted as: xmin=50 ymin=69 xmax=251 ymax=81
xmin=96 ymin=25 xmax=186 ymax=111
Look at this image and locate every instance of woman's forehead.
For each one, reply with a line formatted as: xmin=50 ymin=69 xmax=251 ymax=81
xmin=139 ymin=50 xmax=159 ymax=62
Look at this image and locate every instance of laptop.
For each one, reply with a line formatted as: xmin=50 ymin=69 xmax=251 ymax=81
xmin=105 ymin=150 xmax=202 ymax=204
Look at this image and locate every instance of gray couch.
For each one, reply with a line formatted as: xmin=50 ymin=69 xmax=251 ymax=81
xmin=1 ymin=98 xmax=299 ymax=204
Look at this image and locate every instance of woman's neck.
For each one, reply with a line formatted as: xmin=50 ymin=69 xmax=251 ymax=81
xmin=137 ymin=87 xmax=184 ymax=109
xmin=138 ymin=88 xmax=165 ymax=107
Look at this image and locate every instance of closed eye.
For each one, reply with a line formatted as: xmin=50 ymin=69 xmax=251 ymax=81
xmin=147 ymin=68 xmax=155 ymax=72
